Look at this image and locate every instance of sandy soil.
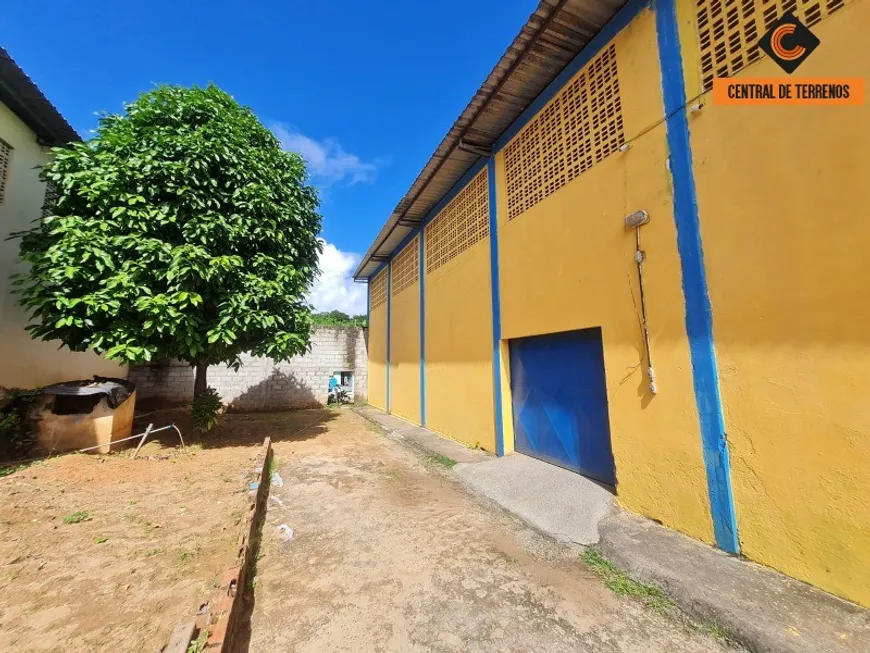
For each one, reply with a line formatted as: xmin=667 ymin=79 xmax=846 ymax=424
xmin=0 ymin=409 xmax=334 ymax=653
xmin=243 ymin=409 xmax=736 ymax=653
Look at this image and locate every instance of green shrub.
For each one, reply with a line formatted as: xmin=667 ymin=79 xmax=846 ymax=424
xmin=312 ymin=311 xmax=367 ymax=327
xmin=63 ymin=511 xmax=91 ymax=524
xmin=191 ymin=387 xmax=223 ymax=432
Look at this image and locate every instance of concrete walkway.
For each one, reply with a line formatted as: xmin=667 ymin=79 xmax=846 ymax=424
xmin=354 ymin=406 xmax=490 ymax=464
xmin=356 ymin=407 xmax=615 ymax=546
xmin=242 ymin=410 xmax=731 ymax=652
xmin=454 ymin=455 xmax=615 ymax=546
xmin=353 ymin=406 xmax=870 ymax=653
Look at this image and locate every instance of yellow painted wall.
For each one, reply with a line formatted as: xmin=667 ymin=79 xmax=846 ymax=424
xmin=678 ymin=0 xmax=870 ymax=606
xmin=389 ymin=278 xmax=420 ymax=424
xmin=0 ymin=102 xmax=126 ymax=389
xmin=425 ymin=241 xmax=495 ymax=452
xmin=497 ymin=9 xmax=714 ymax=543
xmin=498 ymin=339 xmax=514 ymax=455
xmin=367 ymin=272 xmax=388 ymax=411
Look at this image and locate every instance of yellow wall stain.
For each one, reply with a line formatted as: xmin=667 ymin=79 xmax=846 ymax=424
xmin=678 ymin=0 xmax=870 ymax=606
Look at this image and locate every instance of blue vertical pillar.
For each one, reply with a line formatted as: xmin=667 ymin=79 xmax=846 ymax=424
xmin=487 ymin=158 xmax=505 ymax=457
xmin=419 ymin=232 xmax=426 ymax=426
xmin=386 ymin=261 xmax=392 ymax=414
xmin=655 ymin=0 xmax=739 ymax=553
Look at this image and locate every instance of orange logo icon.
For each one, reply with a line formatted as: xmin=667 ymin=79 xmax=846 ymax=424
xmin=759 ymin=12 xmax=820 ymax=73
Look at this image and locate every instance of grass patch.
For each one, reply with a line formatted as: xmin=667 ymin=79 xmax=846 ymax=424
xmin=581 ymin=549 xmax=672 ymax=612
xmin=0 ymin=462 xmax=34 ymax=478
xmin=63 ymin=511 xmax=91 ymax=524
xmin=126 ymin=513 xmax=155 ymax=534
xmin=94 ymin=537 xmax=108 ymax=544
xmin=186 ymin=629 xmax=208 ymax=653
xmin=361 ymin=420 xmax=388 ymax=435
xmin=702 ymin=621 xmax=732 ymax=641
xmin=423 ymin=452 xmax=457 ymax=469
xmin=583 ymin=550 xmax=739 ymax=645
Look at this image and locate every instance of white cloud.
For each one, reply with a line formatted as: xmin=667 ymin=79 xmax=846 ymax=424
xmin=273 ymin=124 xmax=379 ymax=186
xmin=308 ymin=240 xmax=367 ymax=316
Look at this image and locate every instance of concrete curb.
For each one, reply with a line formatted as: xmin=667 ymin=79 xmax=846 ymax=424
xmin=162 ymin=437 xmax=273 ymax=653
xmin=354 ymin=405 xmax=491 ymax=464
xmin=596 ymin=510 xmax=870 ymax=653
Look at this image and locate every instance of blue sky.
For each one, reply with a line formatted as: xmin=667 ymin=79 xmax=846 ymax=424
xmin=2 ymin=0 xmax=533 ymax=313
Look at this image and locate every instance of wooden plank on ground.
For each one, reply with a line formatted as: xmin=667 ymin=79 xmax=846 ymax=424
xmin=164 ymin=621 xmax=196 ymax=653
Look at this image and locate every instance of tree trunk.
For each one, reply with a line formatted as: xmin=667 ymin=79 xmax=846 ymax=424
xmin=193 ymin=362 xmax=208 ymax=397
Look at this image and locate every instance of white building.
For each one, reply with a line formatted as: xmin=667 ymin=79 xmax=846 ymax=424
xmin=0 ymin=47 xmax=124 ymax=389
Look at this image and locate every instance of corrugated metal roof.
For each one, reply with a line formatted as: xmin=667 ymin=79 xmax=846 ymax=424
xmin=353 ymin=0 xmax=627 ymax=280
xmin=0 ymin=47 xmax=81 ymax=146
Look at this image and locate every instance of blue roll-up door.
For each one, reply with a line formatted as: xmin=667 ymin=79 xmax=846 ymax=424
xmin=509 ymin=328 xmax=616 ymax=486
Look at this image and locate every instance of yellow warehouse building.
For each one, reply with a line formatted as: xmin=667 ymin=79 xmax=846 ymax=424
xmin=355 ymin=0 xmax=870 ymax=608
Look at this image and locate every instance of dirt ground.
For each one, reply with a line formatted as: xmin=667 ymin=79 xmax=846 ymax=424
xmin=0 ymin=408 xmax=335 ymax=653
xmin=243 ymin=409 xmax=738 ymax=653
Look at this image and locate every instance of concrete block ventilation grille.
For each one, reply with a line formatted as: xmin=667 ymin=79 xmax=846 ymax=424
xmin=391 ymin=236 xmax=419 ymax=297
xmin=42 ymin=181 xmax=59 ymax=220
xmin=425 ymin=167 xmax=489 ymax=275
xmin=370 ymin=267 xmax=388 ymax=310
xmin=0 ymin=139 xmax=12 ymax=205
xmin=697 ymin=0 xmax=850 ymax=90
xmin=504 ymin=44 xmax=624 ymax=221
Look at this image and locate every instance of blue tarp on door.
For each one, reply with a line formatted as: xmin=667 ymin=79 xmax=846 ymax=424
xmin=509 ymin=328 xmax=616 ymax=485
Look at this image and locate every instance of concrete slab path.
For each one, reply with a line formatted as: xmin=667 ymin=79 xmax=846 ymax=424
xmin=240 ymin=410 xmax=731 ymax=653
xmin=454 ymin=454 xmax=615 ymax=546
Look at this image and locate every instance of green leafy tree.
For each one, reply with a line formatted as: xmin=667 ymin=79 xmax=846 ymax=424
xmin=311 ymin=311 xmax=367 ymax=327
xmin=12 ymin=84 xmax=322 ymax=395
xmin=326 ymin=310 xmax=351 ymax=322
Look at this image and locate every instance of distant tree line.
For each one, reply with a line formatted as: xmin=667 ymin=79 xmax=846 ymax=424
xmin=312 ymin=311 xmax=367 ymax=327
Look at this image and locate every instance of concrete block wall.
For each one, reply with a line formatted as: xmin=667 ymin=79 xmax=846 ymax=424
xmin=128 ymin=326 xmax=368 ymax=410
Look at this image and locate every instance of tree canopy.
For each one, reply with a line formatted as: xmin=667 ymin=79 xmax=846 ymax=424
xmin=312 ymin=311 xmax=367 ymax=327
xmin=13 ymin=84 xmax=322 ymax=392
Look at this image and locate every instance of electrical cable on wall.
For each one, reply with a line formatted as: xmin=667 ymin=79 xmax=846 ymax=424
xmin=624 ymin=210 xmax=657 ymax=395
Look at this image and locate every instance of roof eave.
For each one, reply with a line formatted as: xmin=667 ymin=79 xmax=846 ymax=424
xmin=353 ymin=0 xmax=627 ymax=281
xmin=0 ymin=47 xmax=81 ymax=147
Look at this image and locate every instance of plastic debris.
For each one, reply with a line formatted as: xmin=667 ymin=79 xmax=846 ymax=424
xmin=271 ymin=472 xmax=284 ymax=488
xmin=249 ymin=481 xmax=260 ymax=491
xmin=277 ymin=524 xmax=294 ymax=541
xmin=269 ymin=495 xmax=285 ymax=508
